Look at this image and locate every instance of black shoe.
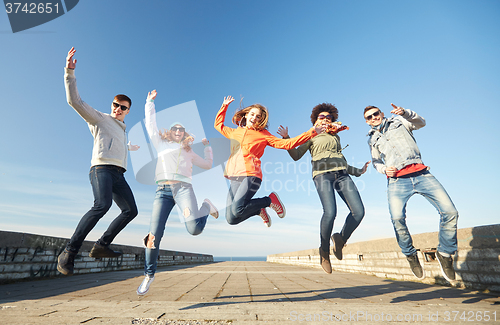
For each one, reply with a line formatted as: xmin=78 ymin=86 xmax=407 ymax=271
xmin=406 ymin=254 xmax=425 ymax=279
xmin=89 ymin=243 xmax=122 ymax=258
xmin=331 ymin=233 xmax=345 ymax=260
xmin=57 ymin=249 xmax=76 ymax=275
xmin=319 ymin=247 xmax=332 ymax=274
xmin=436 ymin=251 xmax=456 ymax=282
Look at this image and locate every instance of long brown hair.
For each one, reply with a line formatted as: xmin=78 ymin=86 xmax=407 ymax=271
xmin=232 ymin=104 xmax=269 ymax=131
xmin=159 ymin=128 xmax=194 ymax=152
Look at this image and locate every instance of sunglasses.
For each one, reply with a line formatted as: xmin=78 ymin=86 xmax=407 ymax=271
xmin=112 ymin=102 xmax=129 ymax=111
xmin=171 ymin=126 xmax=185 ymax=132
xmin=365 ymin=110 xmax=381 ymax=121
xmin=318 ymin=114 xmax=333 ymax=120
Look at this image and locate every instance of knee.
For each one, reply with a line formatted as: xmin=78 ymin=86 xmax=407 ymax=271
xmin=353 ymin=206 xmax=365 ymax=221
xmin=143 ymin=233 xmax=156 ymax=249
xmin=225 ymin=213 xmax=239 ymax=225
xmin=124 ymin=204 xmax=138 ymax=219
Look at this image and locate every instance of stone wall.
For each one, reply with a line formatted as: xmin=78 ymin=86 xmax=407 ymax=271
xmin=0 ymin=231 xmax=213 ymax=283
xmin=268 ymin=224 xmax=500 ymax=292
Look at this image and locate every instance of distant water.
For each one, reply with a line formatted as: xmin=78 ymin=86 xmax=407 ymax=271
xmin=214 ymin=256 xmax=267 ymax=262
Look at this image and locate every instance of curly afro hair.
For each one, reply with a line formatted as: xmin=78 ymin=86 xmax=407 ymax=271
xmin=310 ymin=103 xmax=338 ymax=125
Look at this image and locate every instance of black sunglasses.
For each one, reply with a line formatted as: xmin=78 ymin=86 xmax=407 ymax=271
xmin=171 ymin=126 xmax=185 ymax=132
xmin=318 ymin=114 xmax=333 ymax=120
xmin=112 ymin=102 xmax=129 ymax=111
xmin=365 ymin=110 xmax=381 ymax=121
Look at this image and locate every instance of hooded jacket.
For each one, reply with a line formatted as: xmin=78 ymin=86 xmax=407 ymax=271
xmin=214 ymin=104 xmax=316 ymax=179
xmin=145 ymin=101 xmax=212 ymax=183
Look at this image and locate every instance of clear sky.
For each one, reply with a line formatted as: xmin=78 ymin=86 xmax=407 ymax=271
xmin=1 ymin=0 xmax=499 ymax=257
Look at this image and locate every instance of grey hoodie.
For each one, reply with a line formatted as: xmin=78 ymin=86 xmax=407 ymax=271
xmin=64 ymin=68 xmax=128 ymax=170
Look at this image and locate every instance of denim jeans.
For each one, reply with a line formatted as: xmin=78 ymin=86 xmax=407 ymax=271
xmin=144 ymin=183 xmax=210 ymax=276
xmin=314 ymin=170 xmax=365 ymax=252
xmin=67 ymin=165 xmax=138 ymax=253
xmin=387 ymin=170 xmax=458 ymax=256
xmin=225 ymin=177 xmax=271 ymax=225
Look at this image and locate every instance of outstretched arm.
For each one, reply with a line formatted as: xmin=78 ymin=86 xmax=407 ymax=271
xmin=391 ymin=103 xmax=426 ymax=130
xmin=192 ymin=138 xmax=213 ymax=169
xmin=214 ymin=96 xmax=236 ymax=138
xmin=64 ymin=47 xmax=103 ymax=125
xmin=145 ymin=89 xmax=161 ymax=148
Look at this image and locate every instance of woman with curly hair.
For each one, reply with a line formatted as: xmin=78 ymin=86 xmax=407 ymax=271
xmin=137 ymin=90 xmax=218 ymax=296
xmin=278 ymin=103 xmax=370 ymax=274
xmin=214 ymin=96 xmax=323 ymax=228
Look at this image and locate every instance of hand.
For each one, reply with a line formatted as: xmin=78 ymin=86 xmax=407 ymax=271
xmin=202 ymin=138 xmax=209 ymax=146
xmin=360 ymin=161 xmax=371 ymax=175
xmin=222 ymin=96 xmax=234 ymax=107
xmin=390 ymin=103 xmax=404 ymax=116
xmin=277 ymin=125 xmax=289 ymax=138
xmin=128 ymin=141 xmax=140 ymax=151
xmin=385 ymin=166 xmax=398 ymax=177
xmin=147 ymin=89 xmax=157 ymax=101
xmin=313 ymin=121 xmax=326 ymax=134
xmin=66 ymin=47 xmax=77 ymax=69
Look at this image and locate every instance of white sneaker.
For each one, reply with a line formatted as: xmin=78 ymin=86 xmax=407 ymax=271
xmin=204 ymin=199 xmax=219 ymax=219
xmin=259 ymin=208 xmax=271 ymax=227
xmin=137 ymin=275 xmax=155 ymax=296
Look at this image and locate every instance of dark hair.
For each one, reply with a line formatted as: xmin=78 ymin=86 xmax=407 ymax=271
xmin=310 ymin=103 xmax=338 ymax=125
xmin=114 ymin=94 xmax=132 ymax=108
xmin=232 ymin=104 xmax=269 ymax=131
xmin=364 ymin=105 xmax=379 ymax=116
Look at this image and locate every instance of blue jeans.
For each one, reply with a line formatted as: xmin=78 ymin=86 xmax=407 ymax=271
xmin=144 ymin=183 xmax=210 ymax=276
xmin=314 ymin=170 xmax=365 ymax=252
xmin=226 ymin=177 xmax=271 ymax=225
xmin=387 ymin=170 xmax=458 ymax=256
xmin=67 ymin=165 xmax=138 ymax=253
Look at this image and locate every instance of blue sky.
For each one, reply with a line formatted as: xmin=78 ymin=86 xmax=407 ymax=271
xmin=1 ymin=0 xmax=499 ymax=257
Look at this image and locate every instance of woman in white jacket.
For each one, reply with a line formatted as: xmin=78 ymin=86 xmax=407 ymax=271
xmin=137 ymin=90 xmax=218 ymax=295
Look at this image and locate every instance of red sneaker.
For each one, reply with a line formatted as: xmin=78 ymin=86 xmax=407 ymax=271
xmin=269 ymin=192 xmax=286 ymax=218
xmin=259 ymin=208 xmax=271 ymax=227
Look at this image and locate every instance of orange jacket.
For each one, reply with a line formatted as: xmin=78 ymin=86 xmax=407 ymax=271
xmin=214 ymin=104 xmax=317 ymax=179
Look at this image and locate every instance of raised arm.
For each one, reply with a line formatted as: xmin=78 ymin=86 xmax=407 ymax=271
xmin=64 ymin=47 xmax=103 ymax=125
xmin=144 ymin=90 xmax=161 ymax=148
xmin=391 ymin=103 xmax=426 ymax=131
xmin=214 ymin=96 xmax=235 ymax=139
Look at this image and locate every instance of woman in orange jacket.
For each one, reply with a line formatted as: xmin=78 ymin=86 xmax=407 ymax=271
xmin=214 ymin=96 xmax=323 ymax=227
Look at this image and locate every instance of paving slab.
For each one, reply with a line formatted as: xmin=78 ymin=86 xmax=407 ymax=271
xmin=1 ymin=261 xmax=499 ymax=324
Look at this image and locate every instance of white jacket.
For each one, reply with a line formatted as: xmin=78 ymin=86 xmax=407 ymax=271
xmin=145 ymin=101 xmax=212 ymax=183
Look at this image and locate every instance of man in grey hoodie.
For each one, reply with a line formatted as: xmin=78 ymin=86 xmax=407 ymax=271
xmin=57 ymin=47 xmax=139 ymax=275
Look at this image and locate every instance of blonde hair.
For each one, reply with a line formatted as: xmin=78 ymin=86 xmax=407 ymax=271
xmin=159 ymin=128 xmax=194 ymax=152
xmin=231 ymin=104 xmax=269 ymax=131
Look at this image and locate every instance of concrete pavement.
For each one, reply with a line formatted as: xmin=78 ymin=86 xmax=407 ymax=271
xmin=1 ymin=261 xmax=499 ymax=324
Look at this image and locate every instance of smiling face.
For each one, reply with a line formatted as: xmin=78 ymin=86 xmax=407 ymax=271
xmin=110 ymin=99 xmax=130 ymax=122
xmin=170 ymin=124 xmax=185 ymax=143
xmin=245 ymin=107 xmax=262 ymax=129
xmin=364 ymin=108 xmax=384 ymax=127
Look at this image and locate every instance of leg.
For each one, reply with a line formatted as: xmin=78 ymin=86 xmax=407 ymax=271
xmin=172 ymin=183 xmax=209 ymax=236
xmin=335 ymin=173 xmax=365 ymax=243
xmin=226 ymin=177 xmax=270 ymax=225
xmin=387 ymin=177 xmax=416 ymax=256
xmin=415 ymin=172 xmax=459 ymax=255
xmin=66 ymin=166 xmax=114 ymax=253
xmin=313 ymin=172 xmax=337 ymax=253
xmin=98 ymin=171 xmax=138 ymax=246
xmin=144 ymin=185 xmax=175 ymax=277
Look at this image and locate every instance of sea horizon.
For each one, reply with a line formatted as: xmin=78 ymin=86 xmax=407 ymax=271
xmin=213 ymin=256 xmax=267 ymax=262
